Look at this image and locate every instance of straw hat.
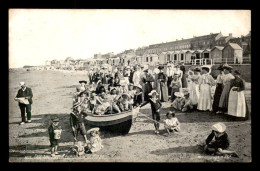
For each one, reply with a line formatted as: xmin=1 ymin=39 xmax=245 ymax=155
xmin=193 ymin=67 xmax=201 ymax=72
xmin=148 ymin=90 xmax=159 ymax=96
xmin=19 ymin=82 xmax=25 ymax=86
xmin=222 ymin=64 xmax=233 ymax=71
xmin=134 ymin=84 xmax=143 ymax=90
xmin=201 ymin=66 xmax=210 ymax=72
xmin=174 ymin=92 xmax=184 ymax=98
xmin=52 ymin=117 xmax=59 ymax=122
xmin=211 ymin=123 xmax=226 ymax=133
xmin=79 ymin=80 xmax=87 ymax=84
xmin=87 ymin=127 xmax=100 ymax=134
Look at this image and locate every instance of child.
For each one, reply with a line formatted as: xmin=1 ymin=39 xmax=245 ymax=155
xmin=72 ymin=141 xmax=86 ymax=157
xmin=204 ymin=122 xmax=238 ymax=157
xmin=85 ymin=127 xmax=103 ymax=153
xmin=70 ymin=105 xmax=88 ymax=144
xmin=163 ymin=111 xmax=181 ymax=136
xmin=170 ymin=74 xmax=182 ymax=102
xmin=182 ymin=91 xmax=194 ymax=112
xmin=48 ymin=117 xmax=62 ymax=157
xmin=118 ymin=93 xmax=133 ymax=111
xmin=140 ymin=90 xmax=162 ymax=134
xmin=171 ymin=92 xmax=185 ymax=111
xmin=110 ymin=88 xmax=122 ymax=113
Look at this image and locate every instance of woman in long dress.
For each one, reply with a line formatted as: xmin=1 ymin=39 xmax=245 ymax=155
xmin=218 ymin=65 xmax=235 ymax=114
xmin=189 ymin=67 xmax=201 ymax=106
xmin=142 ymin=69 xmax=155 ymax=102
xmin=197 ymin=66 xmax=216 ymax=111
xmin=227 ymin=70 xmax=248 ymax=120
xmin=180 ymin=63 xmax=187 ymax=88
xmin=156 ymin=66 xmax=168 ymax=102
xmin=174 ymin=65 xmax=183 ymax=88
xmin=212 ymin=65 xmax=224 ymax=114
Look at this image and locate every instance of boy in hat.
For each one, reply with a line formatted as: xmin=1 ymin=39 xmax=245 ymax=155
xmin=70 ymin=105 xmax=88 ymax=144
xmin=48 ymin=117 xmax=62 ymax=157
xmin=204 ymin=123 xmax=238 ymax=157
xmin=85 ymin=128 xmax=103 ymax=153
xmin=163 ymin=111 xmax=181 ymax=136
xmin=133 ymin=84 xmax=143 ymax=107
xmin=140 ymin=90 xmax=162 ymax=134
xmin=181 ymin=91 xmax=193 ymax=112
xmin=171 ymin=92 xmax=185 ymax=111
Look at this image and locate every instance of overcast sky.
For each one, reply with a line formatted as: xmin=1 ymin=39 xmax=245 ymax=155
xmin=9 ymin=9 xmax=251 ymax=68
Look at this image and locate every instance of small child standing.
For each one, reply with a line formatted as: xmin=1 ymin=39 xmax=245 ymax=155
xmin=204 ymin=122 xmax=238 ymax=157
xmin=163 ymin=111 xmax=181 ymax=136
xmin=48 ymin=117 xmax=62 ymax=157
xmin=85 ymin=127 xmax=103 ymax=153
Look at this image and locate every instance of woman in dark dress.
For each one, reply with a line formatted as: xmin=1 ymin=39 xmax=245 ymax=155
xmin=142 ymin=69 xmax=155 ymax=102
xmin=156 ymin=66 xmax=168 ymax=102
xmin=180 ymin=63 xmax=187 ymax=88
xmin=212 ymin=65 xmax=224 ymax=114
xmin=140 ymin=90 xmax=162 ymax=135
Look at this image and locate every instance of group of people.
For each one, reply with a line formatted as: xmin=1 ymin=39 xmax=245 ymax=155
xmin=14 ymin=61 xmax=248 ymax=158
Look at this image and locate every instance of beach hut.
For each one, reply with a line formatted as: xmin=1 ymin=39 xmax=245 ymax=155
xmin=222 ymin=43 xmax=243 ymax=64
xmin=165 ymin=51 xmax=174 ymax=63
xmin=158 ymin=52 xmax=167 ymax=64
xmin=211 ymin=46 xmax=224 ymax=64
xmin=173 ymin=51 xmax=181 ymax=64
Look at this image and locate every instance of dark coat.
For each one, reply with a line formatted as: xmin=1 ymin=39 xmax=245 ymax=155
xmin=206 ymin=131 xmax=230 ymax=150
xmin=16 ymin=87 xmax=33 ymax=104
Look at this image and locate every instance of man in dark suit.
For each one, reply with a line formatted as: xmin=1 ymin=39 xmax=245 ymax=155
xmin=15 ymin=82 xmax=33 ymax=125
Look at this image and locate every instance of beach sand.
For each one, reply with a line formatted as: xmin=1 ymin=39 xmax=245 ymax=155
xmin=9 ymin=69 xmax=251 ymax=162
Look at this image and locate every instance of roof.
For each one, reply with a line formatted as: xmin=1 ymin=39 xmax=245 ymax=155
xmin=166 ymin=51 xmax=174 ymax=54
xmin=212 ymin=46 xmax=224 ymax=51
xmin=216 ymin=36 xmax=227 ymax=41
xmin=228 ymin=43 xmax=242 ymax=50
xmin=202 ymin=49 xmax=211 ymax=53
xmin=192 ymin=50 xmax=204 ymax=54
xmin=174 ymin=51 xmax=180 ymax=54
xmin=180 ymin=50 xmax=189 ymax=53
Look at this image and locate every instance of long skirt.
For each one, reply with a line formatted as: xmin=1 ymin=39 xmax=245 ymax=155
xmin=167 ymin=76 xmax=172 ymax=96
xmin=197 ymin=84 xmax=212 ymax=111
xmin=171 ymin=87 xmax=179 ymax=102
xmin=219 ymin=83 xmax=232 ymax=111
xmin=143 ymin=83 xmax=153 ymax=102
xmin=156 ymin=82 xmax=168 ymax=102
xmin=212 ymin=83 xmax=223 ymax=112
xmin=181 ymin=74 xmax=188 ymax=88
xmin=227 ymin=87 xmax=246 ymax=117
xmin=190 ymin=82 xmax=200 ymax=105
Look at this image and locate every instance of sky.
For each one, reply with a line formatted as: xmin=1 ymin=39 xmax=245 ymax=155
xmin=9 ymin=9 xmax=251 ymax=68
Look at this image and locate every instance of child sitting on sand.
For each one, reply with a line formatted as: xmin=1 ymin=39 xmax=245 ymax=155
xmin=48 ymin=117 xmax=62 ymax=157
xmin=204 ymin=122 xmax=239 ymax=157
xmin=163 ymin=111 xmax=181 ymax=136
xmin=171 ymin=91 xmax=193 ymax=112
xmin=85 ymin=128 xmax=103 ymax=153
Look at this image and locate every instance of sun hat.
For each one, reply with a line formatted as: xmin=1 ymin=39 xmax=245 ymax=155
xmin=79 ymin=80 xmax=87 ymax=84
xmin=148 ymin=90 xmax=159 ymax=96
xmin=222 ymin=64 xmax=233 ymax=71
xmin=158 ymin=65 xmax=164 ymax=70
xmin=87 ymin=127 xmax=100 ymax=134
xmin=134 ymin=84 xmax=142 ymax=90
xmin=217 ymin=65 xmax=223 ymax=71
xmin=201 ymin=66 xmax=210 ymax=72
xmin=52 ymin=117 xmax=59 ymax=122
xmin=234 ymin=70 xmax=241 ymax=75
xmin=174 ymin=92 xmax=184 ymax=98
xmin=19 ymin=82 xmax=25 ymax=86
xmin=211 ymin=123 xmax=226 ymax=133
xmin=193 ymin=67 xmax=201 ymax=72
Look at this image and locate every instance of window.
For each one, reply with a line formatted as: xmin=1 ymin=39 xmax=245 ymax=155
xmin=174 ymin=54 xmax=177 ymax=60
xmin=181 ymin=54 xmax=184 ymax=60
xmin=150 ymin=57 xmax=153 ymax=62
xmin=146 ymin=57 xmax=149 ymax=62
xmin=167 ymin=54 xmax=170 ymax=62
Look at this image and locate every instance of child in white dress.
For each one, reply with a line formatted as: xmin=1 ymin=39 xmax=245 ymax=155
xmin=163 ymin=111 xmax=181 ymax=136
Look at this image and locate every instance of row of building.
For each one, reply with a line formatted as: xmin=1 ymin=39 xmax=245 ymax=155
xmin=45 ymin=31 xmax=251 ymax=70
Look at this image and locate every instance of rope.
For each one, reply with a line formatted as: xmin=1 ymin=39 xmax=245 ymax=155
xmin=135 ymin=111 xmax=251 ymax=135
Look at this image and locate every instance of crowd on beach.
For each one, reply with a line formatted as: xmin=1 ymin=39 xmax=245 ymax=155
xmin=14 ymin=61 xmax=249 ymax=158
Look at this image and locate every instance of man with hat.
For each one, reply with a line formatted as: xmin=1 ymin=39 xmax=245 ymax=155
xmin=14 ymin=82 xmax=33 ymax=125
xmin=218 ymin=64 xmax=235 ymax=114
xmin=155 ymin=65 xmax=168 ymax=102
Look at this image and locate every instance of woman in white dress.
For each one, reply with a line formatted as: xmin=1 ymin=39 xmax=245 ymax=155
xmin=174 ymin=65 xmax=183 ymax=88
xmin=227 ymin=70 xmax=248 ymax=120
xmin=189 ymin=67 xmax=201 ymax=106
xmin=197 ymin=66 xmax=216 ymax=111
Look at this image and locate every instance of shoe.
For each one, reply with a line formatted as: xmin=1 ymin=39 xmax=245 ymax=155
xmin=20 ymin=122 xmax=25 ymax=125
xmin=51 ymin=153 xmax=55 ymax=157
xmin=55 ymin=152 xmax=59 ymax=155
xmin=27 ymin=120 xmax=31 ymax=123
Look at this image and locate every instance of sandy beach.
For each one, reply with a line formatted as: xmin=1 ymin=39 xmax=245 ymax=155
xmin=9 ymin=69 xmax=251 ymax=162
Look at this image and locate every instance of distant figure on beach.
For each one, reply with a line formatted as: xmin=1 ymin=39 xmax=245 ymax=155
xmin=14 ymin=82 xmax=33 ymax=125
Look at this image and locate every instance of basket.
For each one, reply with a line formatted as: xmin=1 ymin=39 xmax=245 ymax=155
xmin=54 ymin=129 xmax=62 ymax=139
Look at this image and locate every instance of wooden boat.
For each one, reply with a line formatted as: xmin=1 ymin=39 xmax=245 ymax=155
xmin=85 ymin=109 xmax=139 ymax=135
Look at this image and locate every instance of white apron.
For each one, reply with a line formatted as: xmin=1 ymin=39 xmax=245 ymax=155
xmin=227 ymin=87 xmax=246 ymax=117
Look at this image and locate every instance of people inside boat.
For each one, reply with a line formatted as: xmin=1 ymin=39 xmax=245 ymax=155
xmin=118 ymin=93 xmax=133 ymax=112
xmin=95 ymin=80 xmax=106 ymax=95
